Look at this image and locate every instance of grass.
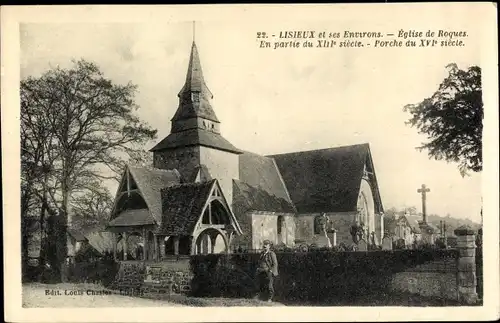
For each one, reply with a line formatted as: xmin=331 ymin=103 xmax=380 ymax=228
xmin=23 ymin=282 xmax=481 ymax=307
xmin=22 ymin=282 xmax=282 ymax=307
xmin=141 ymin=293 xmax=284 ymax=307
xmin=22 ymin=283 xmax=186 ymax=307
xmin=276 ymin=290 xmax=482 ymax=307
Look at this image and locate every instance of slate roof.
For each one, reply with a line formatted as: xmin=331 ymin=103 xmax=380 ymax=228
xmin=149 ymin=128 xmax=242 ymax=154
xmin=173 ymin=41 xmax=218 ymax=123
xmin=84 ymin=231 xmax=118 ymax=255
xmin=108 ymin=209 xmax=155 ymax=227
xmin=189 ymin=164 xmax=213 ymax=182
xmin=269 ymin=143 xmax=382 ymax=214
xmin=127 ymin=166 xmax=181 ymax=224
xmin=233 ymin=180 xmax=296 ymax=214
xmin=239 ymin=151 xmax=294 ymax=205
xmin=234 ymin=151 xmax=296 ymax=214
xmin=158 ymin=180 xmax=215 ymax=235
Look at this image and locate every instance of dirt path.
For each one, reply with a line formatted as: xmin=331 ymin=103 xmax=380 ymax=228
xmin=23 ymin=283 xmax=186 ymax=307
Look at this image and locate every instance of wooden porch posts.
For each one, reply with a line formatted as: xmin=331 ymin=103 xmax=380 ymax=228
xmin=154 ymin=234 xmax=159 ymax=261
xmin=113 ymin=233 xmax=118 ymax=260
xmin=123 ymin=232 xmax=128 ymax=260
xmin=142 ymin=228 xmax=148 ymax=261
xmin=174 ymin=236 xmax=180 ymax=255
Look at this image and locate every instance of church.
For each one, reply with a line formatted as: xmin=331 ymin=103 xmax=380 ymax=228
xmin=105 ymin=40 xmax=385 ymax=260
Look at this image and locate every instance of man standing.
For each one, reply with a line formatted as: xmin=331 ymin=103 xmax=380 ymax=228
xmin=256 ymin=240 xmax=278 ymax=302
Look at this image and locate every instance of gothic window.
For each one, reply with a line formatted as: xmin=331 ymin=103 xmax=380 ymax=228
xmin=192 ymin=92 xmax=200 ymax=103
xmin=277 ymin=216 xmax=284 ymax=235
xmin=314 ymin=216 xmax=323 ymax=234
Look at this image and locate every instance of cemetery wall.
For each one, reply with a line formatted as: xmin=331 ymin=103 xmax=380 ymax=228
xmin=389 ymin=256 xmax=458 ymax=300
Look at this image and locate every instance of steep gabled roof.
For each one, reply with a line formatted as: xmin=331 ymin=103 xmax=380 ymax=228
xmin=85 ymin=230 xmax=121 ymax=255
xmin=149 ymin=128 xmax=242 ymax=154
xmin=108 ymin=209 xmax=155 ymax=227
xmin=109 ymin=166 xmax=181 ymax=228
xmin=127 ymin=166 xmax=181 ymax=224
xmin=159 ymin=180 xmax=215 ymax=235
xmin=269 ymin=143 xmax=383 ymax=214
xmin=233 ymin=180 xmax=296 ymax=214
xmin=238 ymin=151 xmax=295 ymax=206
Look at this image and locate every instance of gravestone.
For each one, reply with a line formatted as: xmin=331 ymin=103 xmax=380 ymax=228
xmin=358 ymin=239 xmax=367 ymax=251
xmin=382 ymin=236 xmax=393 ymax=250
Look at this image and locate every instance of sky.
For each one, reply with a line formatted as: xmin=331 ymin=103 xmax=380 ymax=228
xmin=19 ymin=8 xmax=486 ymax=223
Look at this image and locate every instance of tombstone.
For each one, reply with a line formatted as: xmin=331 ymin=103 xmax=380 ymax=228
xmin=358 ymin=239 xmax=367 ymax=252
xmin=382 ymin=236 xmax=393 ymax=250
xmin=395 ymin=238 xmax=406 ymax=249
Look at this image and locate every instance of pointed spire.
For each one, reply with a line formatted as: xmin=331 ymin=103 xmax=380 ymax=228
xmin=171 ymin=30 xmax=219 ymax=125
xmin=178 ymin=41 xmax=212 ymax=97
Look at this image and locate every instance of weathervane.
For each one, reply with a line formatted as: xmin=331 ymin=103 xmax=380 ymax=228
xmin=192 ymin=21 xmax=196 ymax=42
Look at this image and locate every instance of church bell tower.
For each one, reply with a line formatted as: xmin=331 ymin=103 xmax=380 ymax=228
xmin=150 ymin=29 xmax=241 ymax=206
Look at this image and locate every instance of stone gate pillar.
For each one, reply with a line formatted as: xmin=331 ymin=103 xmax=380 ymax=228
xmin=454 ymin=225 xmax=478 ymax=304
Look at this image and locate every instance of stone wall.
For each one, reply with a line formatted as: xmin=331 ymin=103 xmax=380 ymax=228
xmin=250 ymin=213 xmax=295 ymax=249
xmin=154 ymin=146 xmax=200 ymax=181
xmin=199 ymin=147 xmax=240 ymax=207
xmin=109 ymin=260 xmax=193 ymax=296
xmin=390 ymin=258 xmax=458 ymax=300
xmin=295 ymin=212 xmax=356 ymax=246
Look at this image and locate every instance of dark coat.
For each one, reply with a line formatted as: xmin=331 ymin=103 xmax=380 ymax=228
xmin=258 ymin=250 xmax=279 ymax=277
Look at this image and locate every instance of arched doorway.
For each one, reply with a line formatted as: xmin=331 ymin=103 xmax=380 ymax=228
xmin=194 ymin=228 xmax=228 ymax=255
xmin=357 ymin=179 xmax=376 ymax=242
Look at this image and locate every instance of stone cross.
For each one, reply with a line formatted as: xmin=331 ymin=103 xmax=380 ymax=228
xmin=417 ymin=184 xmax=430 ymax=223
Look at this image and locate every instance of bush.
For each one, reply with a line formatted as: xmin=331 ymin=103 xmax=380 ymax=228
xmin=70 ymin=248 xmax=119 ymax=286
xmin=189 ymin=249 xmax=459 ymax=303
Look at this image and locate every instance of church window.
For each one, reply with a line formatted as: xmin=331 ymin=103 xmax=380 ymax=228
xmin=192 ymin=92 xmax=200 ymax=102
xmin=277 ymin=216 xmax=284 ymax=235
xmin=313 ymin=216 xmax=323 ymax=235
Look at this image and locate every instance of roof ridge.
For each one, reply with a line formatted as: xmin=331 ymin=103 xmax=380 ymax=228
xmin=161 ymin=178 xmax=216 ymax=191
xmin=128 ymin=165 xmax=180 ymax=174
xmin=267 ymin=143 xmax=370 ymax=157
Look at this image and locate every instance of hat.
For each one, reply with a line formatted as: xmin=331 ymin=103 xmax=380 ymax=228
xmin=262 ymin=240 xmax=272 ymax=246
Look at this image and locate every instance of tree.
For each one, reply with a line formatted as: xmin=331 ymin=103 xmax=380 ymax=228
xmin=71 ymin=182 xmax=114 ymax=230
xmin=21 ymin=59 xmax=157 ymax=282
xmin=403 ymin=63 xmax=483 ymax=177
xmin=127 ymin=149 xmax=154 ymax=168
